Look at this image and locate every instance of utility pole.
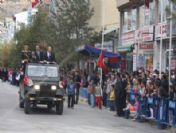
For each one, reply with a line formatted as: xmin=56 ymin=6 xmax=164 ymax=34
xmin=168 ymin=1 xmax=173 ymax=95
xmin=159 ymin=0 xmax=163 ymax=77
xmin=100 ymin=0 xmax=105 ymax=90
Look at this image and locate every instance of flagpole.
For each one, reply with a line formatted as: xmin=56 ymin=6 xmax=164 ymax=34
xmin=100 ymin=0 xmax=105 ymax=89
xmin=168 ymin=1 xmax=173 ymax=95
xmin=159 ymin=0 xmax=163 ymax=77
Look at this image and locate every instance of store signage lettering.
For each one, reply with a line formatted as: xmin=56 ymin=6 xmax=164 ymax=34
xmin=122 ymin=31 xmax=135 ymax=45
xmin=139 ymin=43 xmax=153 ymax=49
xmin=155 ymin=23 xmax=168 ymax=38
xmin=135 ymin=26 xmax=154 ymax=42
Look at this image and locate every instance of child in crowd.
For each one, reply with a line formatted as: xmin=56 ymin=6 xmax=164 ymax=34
xmin=95 ymin=83 xmax=102 ymax=109
xmin=123 ymin=99 xmax=131 ymax=119
xmin=132 ymin=97 xmax=140 ymax=120
xmin=109 ymin=85 xmax=115 ymax=111
xmin=88 ymin=80 xmax=95 ymax=108
xmin=139 ymin=81 xmax=146 ymax=97
xmin=66 ymin=79 xmax=76 ymax=109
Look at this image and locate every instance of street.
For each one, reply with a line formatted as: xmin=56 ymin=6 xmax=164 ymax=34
xmin=0 ymin=82 xmax=170 ymax=133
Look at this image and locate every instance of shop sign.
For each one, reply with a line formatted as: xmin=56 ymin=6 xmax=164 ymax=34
xmin=155 ymin=22 xmax=168 ymax=39
xmin=135 ymin=26 xmax=154 ymax=42
xmin=122 ymin=31 xmax=135 ymax=46
xmin=95 ymin=41 xmax=113 ymax=52
xmin=139 ymin=43 xmax=153 ymax=50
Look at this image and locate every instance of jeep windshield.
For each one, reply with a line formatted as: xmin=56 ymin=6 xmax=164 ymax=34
xmin=27 ymin=65 xmax=58 ymax=78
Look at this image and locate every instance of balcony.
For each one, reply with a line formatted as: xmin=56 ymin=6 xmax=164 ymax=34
xmin=117 ymin=0 xmax=129 ymax=8
xmin=117 ymin=0 xmax=143 ymax=11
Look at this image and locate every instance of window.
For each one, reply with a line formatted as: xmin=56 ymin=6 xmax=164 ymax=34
xmin=27 ymin=65 xmax=58 ymax=78
xmin=158 ymin=0 xmax=170 ymax=23
xmin=122 ymin=8 xmax=137 ymax=33
xmin=139 ymin=1 xmax=155 ymax=28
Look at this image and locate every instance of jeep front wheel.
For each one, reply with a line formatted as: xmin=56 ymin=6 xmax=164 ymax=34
xmin=56 ymin=101 xmax=63 ymax=115
xmin=24 ymin=98 xmax=31 ymax=114
xmin=19 ymin=96 xmax=24 ymax=108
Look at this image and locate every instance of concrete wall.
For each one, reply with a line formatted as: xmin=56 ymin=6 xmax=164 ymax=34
xmin=89 ymin=0 xmax=103 ymax=31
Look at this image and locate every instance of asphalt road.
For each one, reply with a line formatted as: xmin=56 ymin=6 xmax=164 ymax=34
xmin=0 ymin=82 xmax=172 ymax=133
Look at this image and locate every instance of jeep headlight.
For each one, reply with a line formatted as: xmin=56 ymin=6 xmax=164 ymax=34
xmin=51 ymin=85 xmax=57 ymax=91
xmin=28 ymin=79 xmax=33 ymax=87
xmin=34 ymin=85 xmax=40 ymax=90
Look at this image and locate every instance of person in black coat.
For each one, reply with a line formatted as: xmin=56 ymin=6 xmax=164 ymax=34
xmin=115 ymin=73 xmax=124 ymax=116
xmin=160 ymin=74 xmax=169 ymax=95
xmin=74 ymin=71 xmax=81 ymax=104
xmin=34 ymin=45 xmax=44 ymax=62
xmin=121 ymin=74 xmax=128 ymax=112
xmin=44 ymin=46 xmax=56 ymax=63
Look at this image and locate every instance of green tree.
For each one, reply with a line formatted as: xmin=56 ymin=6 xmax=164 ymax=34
xmin=52 ymin=0 xmax=95 ymax=65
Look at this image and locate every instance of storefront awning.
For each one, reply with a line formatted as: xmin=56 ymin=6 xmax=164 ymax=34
xmin=77 ymin=44 xmax=120 ymax=58
xmin=117 ymin=45 xmax=133 ymax=52
xmin=77 ymin=45 xmax=121 ymax=68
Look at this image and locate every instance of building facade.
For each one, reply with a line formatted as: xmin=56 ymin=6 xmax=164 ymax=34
xmin=89 ymin=0 xmax=120 ymax=32
xmin=117 ymin=0 xmax=176 ymax=72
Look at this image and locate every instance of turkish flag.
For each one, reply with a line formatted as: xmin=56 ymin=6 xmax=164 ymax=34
xmin=97 ymin=51 xmax=104 ymax=68
xmin=109 ymin=57 xmax=119 ymax=64
xmin=97 ymin=51 xmax=108 ymax=74
xmin=145 ymin=0 xmax=149 ymax=8
xmin=32 ymin=0 xmax=39 ymax=8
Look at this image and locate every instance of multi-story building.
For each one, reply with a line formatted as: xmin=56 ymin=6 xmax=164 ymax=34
xmin=0 ymin=0 xmax=30 ymax=44
xmin=117 ymin=0 xmax=176 ymax=72
xmin=89 ymin=0 xmax=119 ymax=32
xmin=89 ymin=0 xmax=120 ymax=52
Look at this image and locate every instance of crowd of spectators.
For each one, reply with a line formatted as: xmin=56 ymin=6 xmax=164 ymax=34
xmin=0 ymin=67 xmax=21 ymax=86
xmin=71 ymin=68 xmax=176 ymax=129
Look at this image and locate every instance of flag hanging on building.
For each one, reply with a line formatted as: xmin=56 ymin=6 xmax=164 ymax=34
xmin=145 ymin=0 xmax=150 ymax=8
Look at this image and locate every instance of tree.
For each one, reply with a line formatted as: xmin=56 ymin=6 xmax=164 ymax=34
xmin=0 ymin=44 xmax=11 ymax=67
xmin=51 ymin=0 xmax=95 ymax=64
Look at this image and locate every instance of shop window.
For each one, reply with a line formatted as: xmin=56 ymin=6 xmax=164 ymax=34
xmin=122 ymin=8 xmax=137 ymax=33
xmin=139 ymin=1 xmax=155 ymax=28
xmin=158 ymin=0 xmax=170 ymax=23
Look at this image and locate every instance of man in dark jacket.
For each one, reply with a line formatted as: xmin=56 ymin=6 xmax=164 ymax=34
xmin=74 ymin=71 xmax=81 ymax=104
xmin=115 ymin=73 xmax=124 ymax=116
xmin=160 ymin=74 xmax=169 ymax=95
xmin=34 ymin=45 xmax=44 ymax=62
xmin=121 ymin=74 xmax=128 ymax=112
xmin=44 ymin=46 xmax=56 ymax=63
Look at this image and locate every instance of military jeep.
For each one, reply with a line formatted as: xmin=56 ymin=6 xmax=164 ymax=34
xmin=19 ymin=63 xmax=64 ymax=115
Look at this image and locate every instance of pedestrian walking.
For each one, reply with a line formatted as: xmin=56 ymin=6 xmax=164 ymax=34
xmin=66 ymin=79 xmax=76 ymax=109
xmin=74 ymin=70 xmax=81 ymax=104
